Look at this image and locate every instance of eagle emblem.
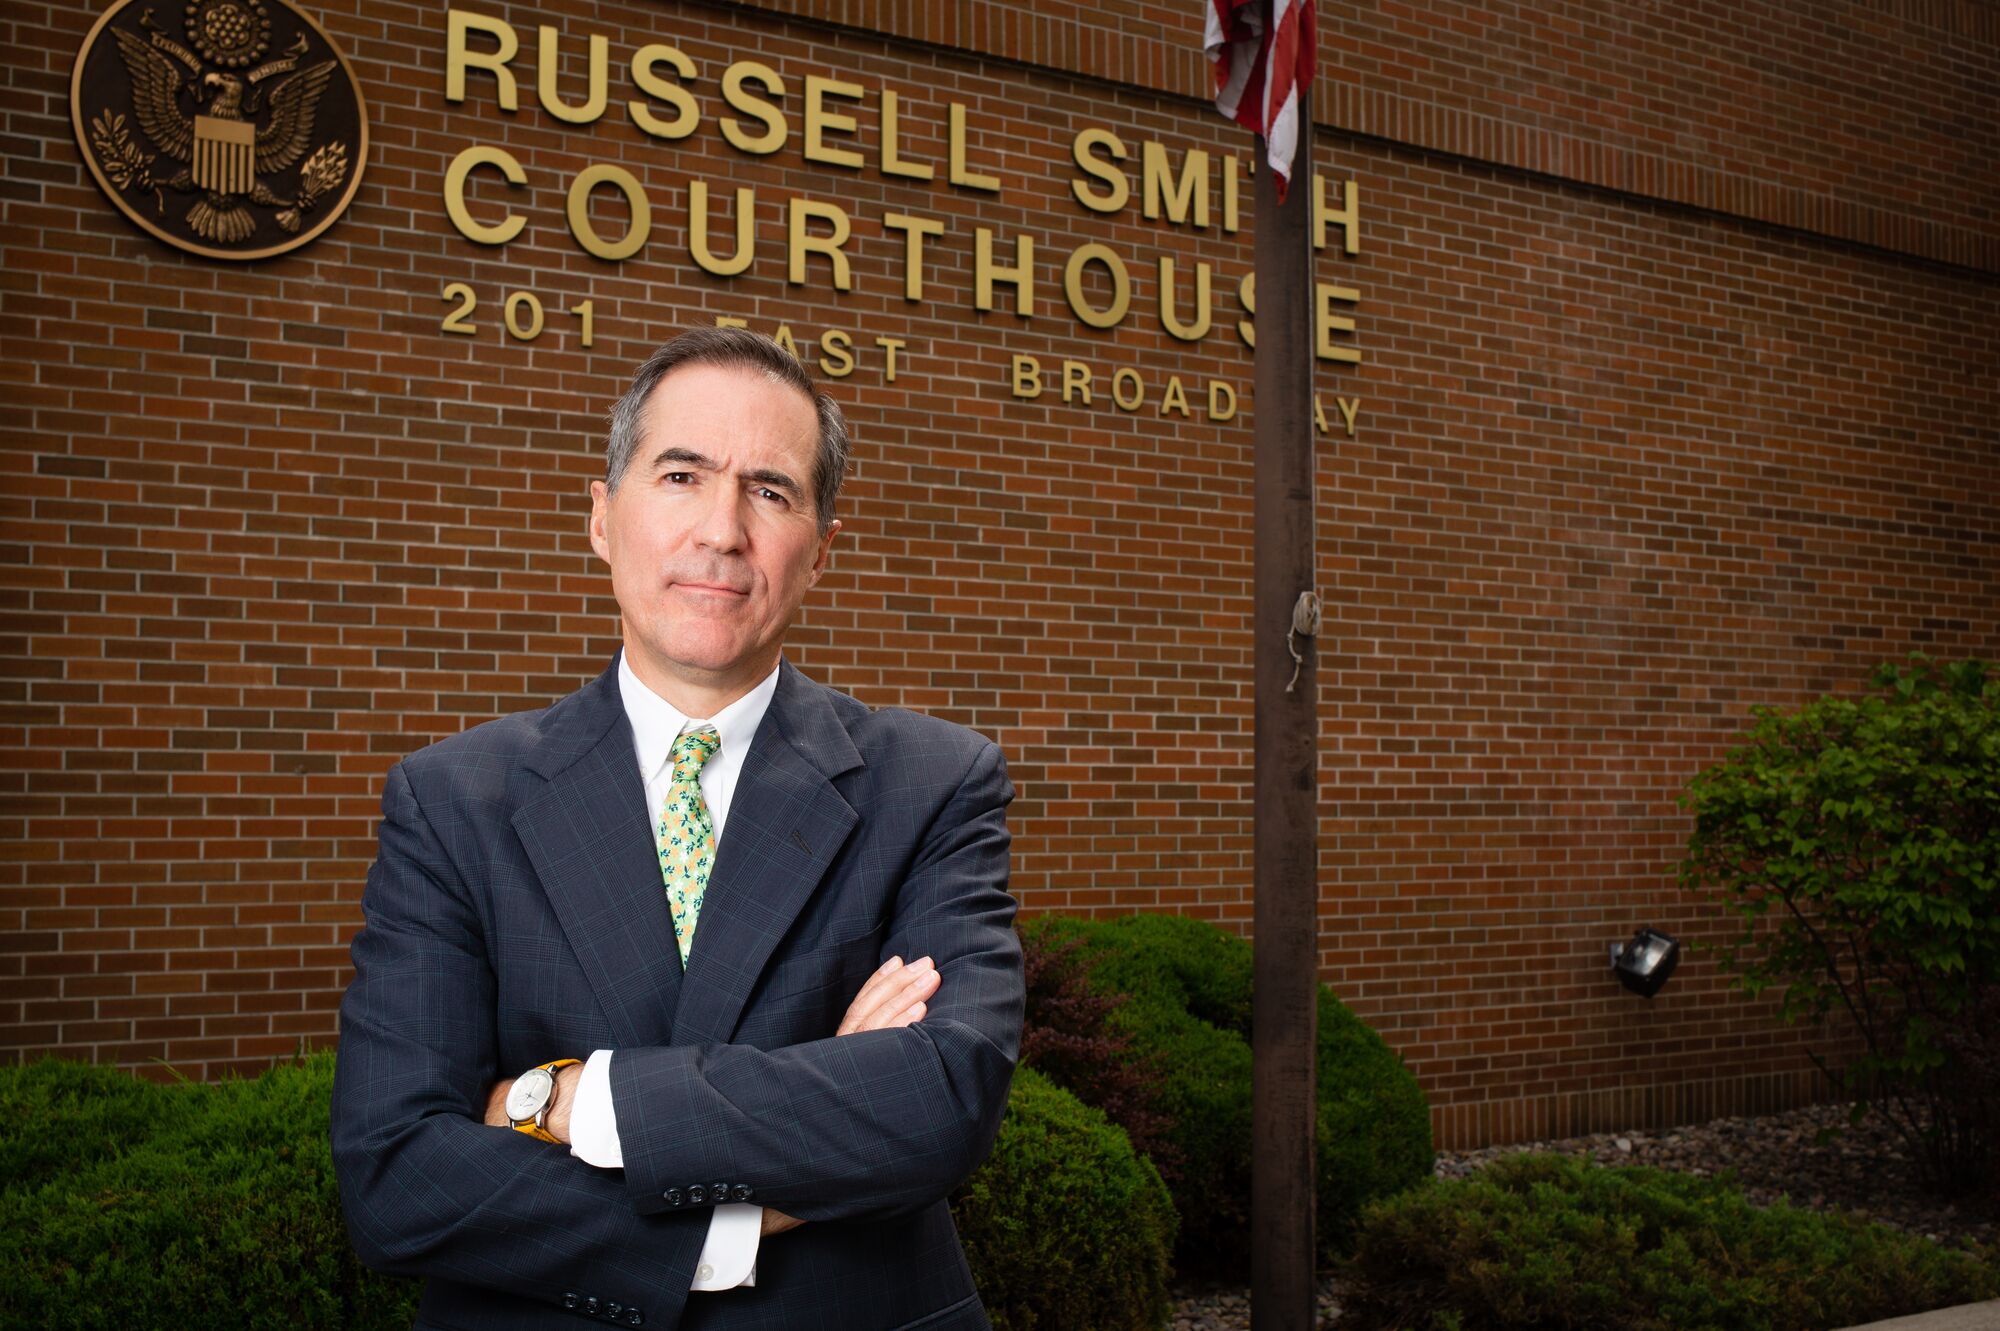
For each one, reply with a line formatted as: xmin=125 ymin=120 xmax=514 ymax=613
xmin=71 ymin=0 xmax=368 ymax=260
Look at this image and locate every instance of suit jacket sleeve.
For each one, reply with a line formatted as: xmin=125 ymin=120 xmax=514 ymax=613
xmin=610 ymin=735 xmax=1023 ymax=1223
xmin=331 ymin=761 xmax=710 ymax=1324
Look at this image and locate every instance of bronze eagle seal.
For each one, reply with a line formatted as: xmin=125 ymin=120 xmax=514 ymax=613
xmin=71 ymin=0 xmax=368 ymax=260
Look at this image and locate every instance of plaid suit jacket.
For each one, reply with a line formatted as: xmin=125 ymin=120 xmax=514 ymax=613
xmin=332 ymin=656 xmax=1022 ymax=1331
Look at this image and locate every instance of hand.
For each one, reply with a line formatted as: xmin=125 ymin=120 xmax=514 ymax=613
xmin=836 ymin=955 xmax=939 ymax=1036
xmin=761 ymin=1208 xmax=804 ymax=1237
xmin=481 ymin=1062 xmax=585 ymax=1144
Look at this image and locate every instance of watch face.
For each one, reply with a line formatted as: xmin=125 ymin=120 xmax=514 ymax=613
xmin=506 ymin=1067 xmax=554 ymax=1122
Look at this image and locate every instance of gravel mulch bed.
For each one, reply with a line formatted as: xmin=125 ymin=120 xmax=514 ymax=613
xmin=1170 ymin=1100 xmax=1998 ymax=1330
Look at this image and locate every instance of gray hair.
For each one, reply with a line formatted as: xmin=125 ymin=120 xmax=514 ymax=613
xmin=603 ymin=326 xmax=850 ymax=533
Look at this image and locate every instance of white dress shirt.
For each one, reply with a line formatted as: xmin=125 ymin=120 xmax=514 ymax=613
xmin=564 ymin=653 xmax=782 ymax=1290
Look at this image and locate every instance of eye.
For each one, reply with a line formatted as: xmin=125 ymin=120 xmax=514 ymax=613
xmin=662 ymin=471 xmax=694 ymax=486
xmin=753 ymin=486 xmax=790 ymax=506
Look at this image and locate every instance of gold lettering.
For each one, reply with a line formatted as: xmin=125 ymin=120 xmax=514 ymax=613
xmin=446 ymin=11 xmax=518 ymax=109
xmin=819 ymin=329 xmax=856 ymax=377
xmin=1159 ymin=375 xmax=1191 ymax=418
xmin=720 ymin=61 xmax=787 ymax=155
xmin=1142 ymin=142 xmax=1210 ymax=228
xmin=1338 ymin=396 xmax=1361 ymax=436
xmin=629 ymin=44 xmax=697 ymax=140
xmin=1111 ymin=367 xmax=1143 ymax=412
xmin=537 ymin=25 xmax=607 ymax=124
xmin=874 ymin=336 xmax=905 ymax=381
xmin=975 ymin=229 xmax=1034 ymax=316
xmin=1070 ymin=127 xmax=1129 ymax=213
xmin=1208 ymin=379 xmax=1237 ymax=421
xmin=787 ymin=198 xmax=852 ymax=290
xmin=1061 ymin=360 xmax=1092 ymax=404
xmin=443 ymin=144 xmax=526 ymax=246
xmin=804 ymin=75 xmax=866 ymax=168
xmin=948 ymin=103 xmax=1000 ymax=192
xmin=882 ymin=212 xmax=945 ymax=302
xmin=715 ymin=315 xmax=749 ymax=329
xmin=1157 ymin=256 xmax=1212 ymax=342
xmin=1314 ymin=395 xmax=1329 ymax=434
xmin=773 ymin=324 xmax=801 ymax=357
xmin=689 ymin=180 xmax=754 ymax=276
xmin=1063 ymin=243 xmax=1130 ymax=329
xmin=566 ymin=163 xmax=649 ymax=260
xmin=880 ymin=90 xmax=934 ymax=181
xmin=1237 ymin=270 xmax=1255 ymax=348
xmin=1224 ymin=154 xmax=1241 ymax=232
xmin=1314 ymin=175 xmax=1360 ymax=254
xmin=1010 ymin=354 xmax=1043 ymax=399
xmin=1316 ymin=282 xmax=1361 ymax=363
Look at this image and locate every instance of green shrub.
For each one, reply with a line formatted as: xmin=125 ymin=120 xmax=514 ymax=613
xmin=0 ymin=1053 xmax=418 ymax=1331
xmin=1023 ymin=912 xmax=1433 ymax=1277
xmin=952 ymin=1065 xmax=1176 ymax=1331
xmin=1 ymin=1055 xmax=1171 ymax=1331
xmin=1341 ymin=1153 xmax=2000 ymax=1331
xmin=1681 ymin=655 xmax=2000 ymax=1193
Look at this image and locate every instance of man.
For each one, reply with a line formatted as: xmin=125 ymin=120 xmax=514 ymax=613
xmin=332 ymin=327 xmax=1023 ymax=1331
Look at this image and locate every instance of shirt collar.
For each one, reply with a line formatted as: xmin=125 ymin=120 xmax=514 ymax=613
xmin=616 ymin=653 xmax=782 ymax=783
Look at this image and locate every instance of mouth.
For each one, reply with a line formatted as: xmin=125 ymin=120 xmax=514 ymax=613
xmin=669 ymin=580 xmax=751 ymax=598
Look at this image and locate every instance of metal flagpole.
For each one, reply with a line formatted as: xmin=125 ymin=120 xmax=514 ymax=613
xmin=1250 ymin=58 xmax=1320 ymax=1331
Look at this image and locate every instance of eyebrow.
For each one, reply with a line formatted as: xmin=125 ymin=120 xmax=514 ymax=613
xmin=648 ymin=446 xmax=804 ymax=498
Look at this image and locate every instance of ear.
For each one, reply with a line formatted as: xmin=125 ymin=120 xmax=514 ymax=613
xmin=588 ymin=480 xmax=612 ymax=565
xmin=806 ymin=519 xmax=841 ymax=586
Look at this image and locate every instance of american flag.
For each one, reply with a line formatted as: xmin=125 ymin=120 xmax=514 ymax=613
xmin=1205 ymin=0 xmax=1316 ymax=202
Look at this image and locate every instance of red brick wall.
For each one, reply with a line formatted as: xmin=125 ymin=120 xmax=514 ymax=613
xmin=3 ymin=0 xmax=1995 ymax=1150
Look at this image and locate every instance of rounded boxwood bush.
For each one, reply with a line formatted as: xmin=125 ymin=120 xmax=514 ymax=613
xmin=0 ymin=1053 xmax=418 ymax=1331
xmin=1023 ymin=912 xmax=1433 ymax=1277
xmin=952 ymin=1064 xmax=1177 ymax=1331
xmin=1341 ymin=1153 xmax=2000 ymax=1331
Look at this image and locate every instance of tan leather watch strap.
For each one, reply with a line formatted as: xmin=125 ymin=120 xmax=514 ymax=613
xmin=509 ymin=1058 xmax=583 ymax=1144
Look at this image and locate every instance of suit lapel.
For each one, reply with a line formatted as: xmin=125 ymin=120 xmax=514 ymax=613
xmin=511 ymin=660 xmax=685 ymax=1048
xmin=670 ymin=660 xmax=862 ymax=1048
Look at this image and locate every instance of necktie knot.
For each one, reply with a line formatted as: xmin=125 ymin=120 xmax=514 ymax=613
xmin=670 ymin=726 xmax=720 ymax=784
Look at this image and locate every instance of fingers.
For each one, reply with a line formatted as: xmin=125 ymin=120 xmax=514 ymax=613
xmin=835 ymin=955 xmax=940 ymax=1036
xmin=760 ymin=1208 xmax=806 ymax=1237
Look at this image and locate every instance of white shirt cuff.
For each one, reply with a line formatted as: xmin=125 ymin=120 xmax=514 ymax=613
xmin=566 ymin=1049 xmax=623 ymax=1168
xmin=691 ymin=1204 xmax=761 ymax=1289
xmin=567 ymin=1049 xmax=762 ymax=1291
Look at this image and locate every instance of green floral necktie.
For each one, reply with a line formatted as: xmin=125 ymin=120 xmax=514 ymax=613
xmin=657 ymin=726 xmax=720 ymax=966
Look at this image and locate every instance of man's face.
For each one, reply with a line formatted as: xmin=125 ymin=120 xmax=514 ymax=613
xmin=589 ymin=362 xmax=840 ymax=710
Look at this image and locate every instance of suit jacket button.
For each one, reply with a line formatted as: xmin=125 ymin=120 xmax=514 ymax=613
xmin=687 ymin=1184 xmax=706 ymax=1205
xmin=627 ymin=1313 xmax=643 ymax=1326
xmin=564 ymin=1293 xmax=579 ymax=1309
xmin=586 ymin=1296 xmax=600 ymax=1315
xmin=732 ymin=1184 xmax=753 ymax=1202
xmin=711 ymin=1182 xmax=729 ymax=1204
xmin=608 ymin=1304 xmax=622 ymax=1319
xmin=662 ymin=1188 xmax=681 ymax=1206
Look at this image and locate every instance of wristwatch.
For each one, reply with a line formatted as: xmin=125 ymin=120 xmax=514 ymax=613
xmin=505 ymin=1058 xmax=582 ymax=1144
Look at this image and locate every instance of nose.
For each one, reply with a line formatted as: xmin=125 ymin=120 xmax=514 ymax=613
xmin=691 ymin=481 xmax=747 ymax=553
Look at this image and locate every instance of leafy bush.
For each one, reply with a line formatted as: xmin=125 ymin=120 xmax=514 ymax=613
xmin=2 ymin=1055 xmax=1173 ymax=1331
xmin=1681 ymin=655 xmax=2000 ymax=1194
xmin=1340 ymin=1153 xmax=2000 ymax=1331
xmin=1023 ymin=912 xmax=1433 ymax=1277
xmin=951 ymin=1065 xmax=1176 ymax=1331
xmin=1019 ymin=923 xmax=1178 ymax=1176
xmin=0 ymin=1054 xmax=418 ymax=1331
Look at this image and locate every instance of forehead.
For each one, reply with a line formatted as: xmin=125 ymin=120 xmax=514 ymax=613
xmin=637 ymin=361 xmax=819 ymax=460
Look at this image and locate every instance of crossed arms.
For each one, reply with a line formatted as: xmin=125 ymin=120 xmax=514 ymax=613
xmin=330 ymin=735 xmax=1022 ymax=1324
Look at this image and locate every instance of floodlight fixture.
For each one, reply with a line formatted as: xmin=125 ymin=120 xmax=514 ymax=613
xmin=1608 ymin=926 xmax=1680 ymax=998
